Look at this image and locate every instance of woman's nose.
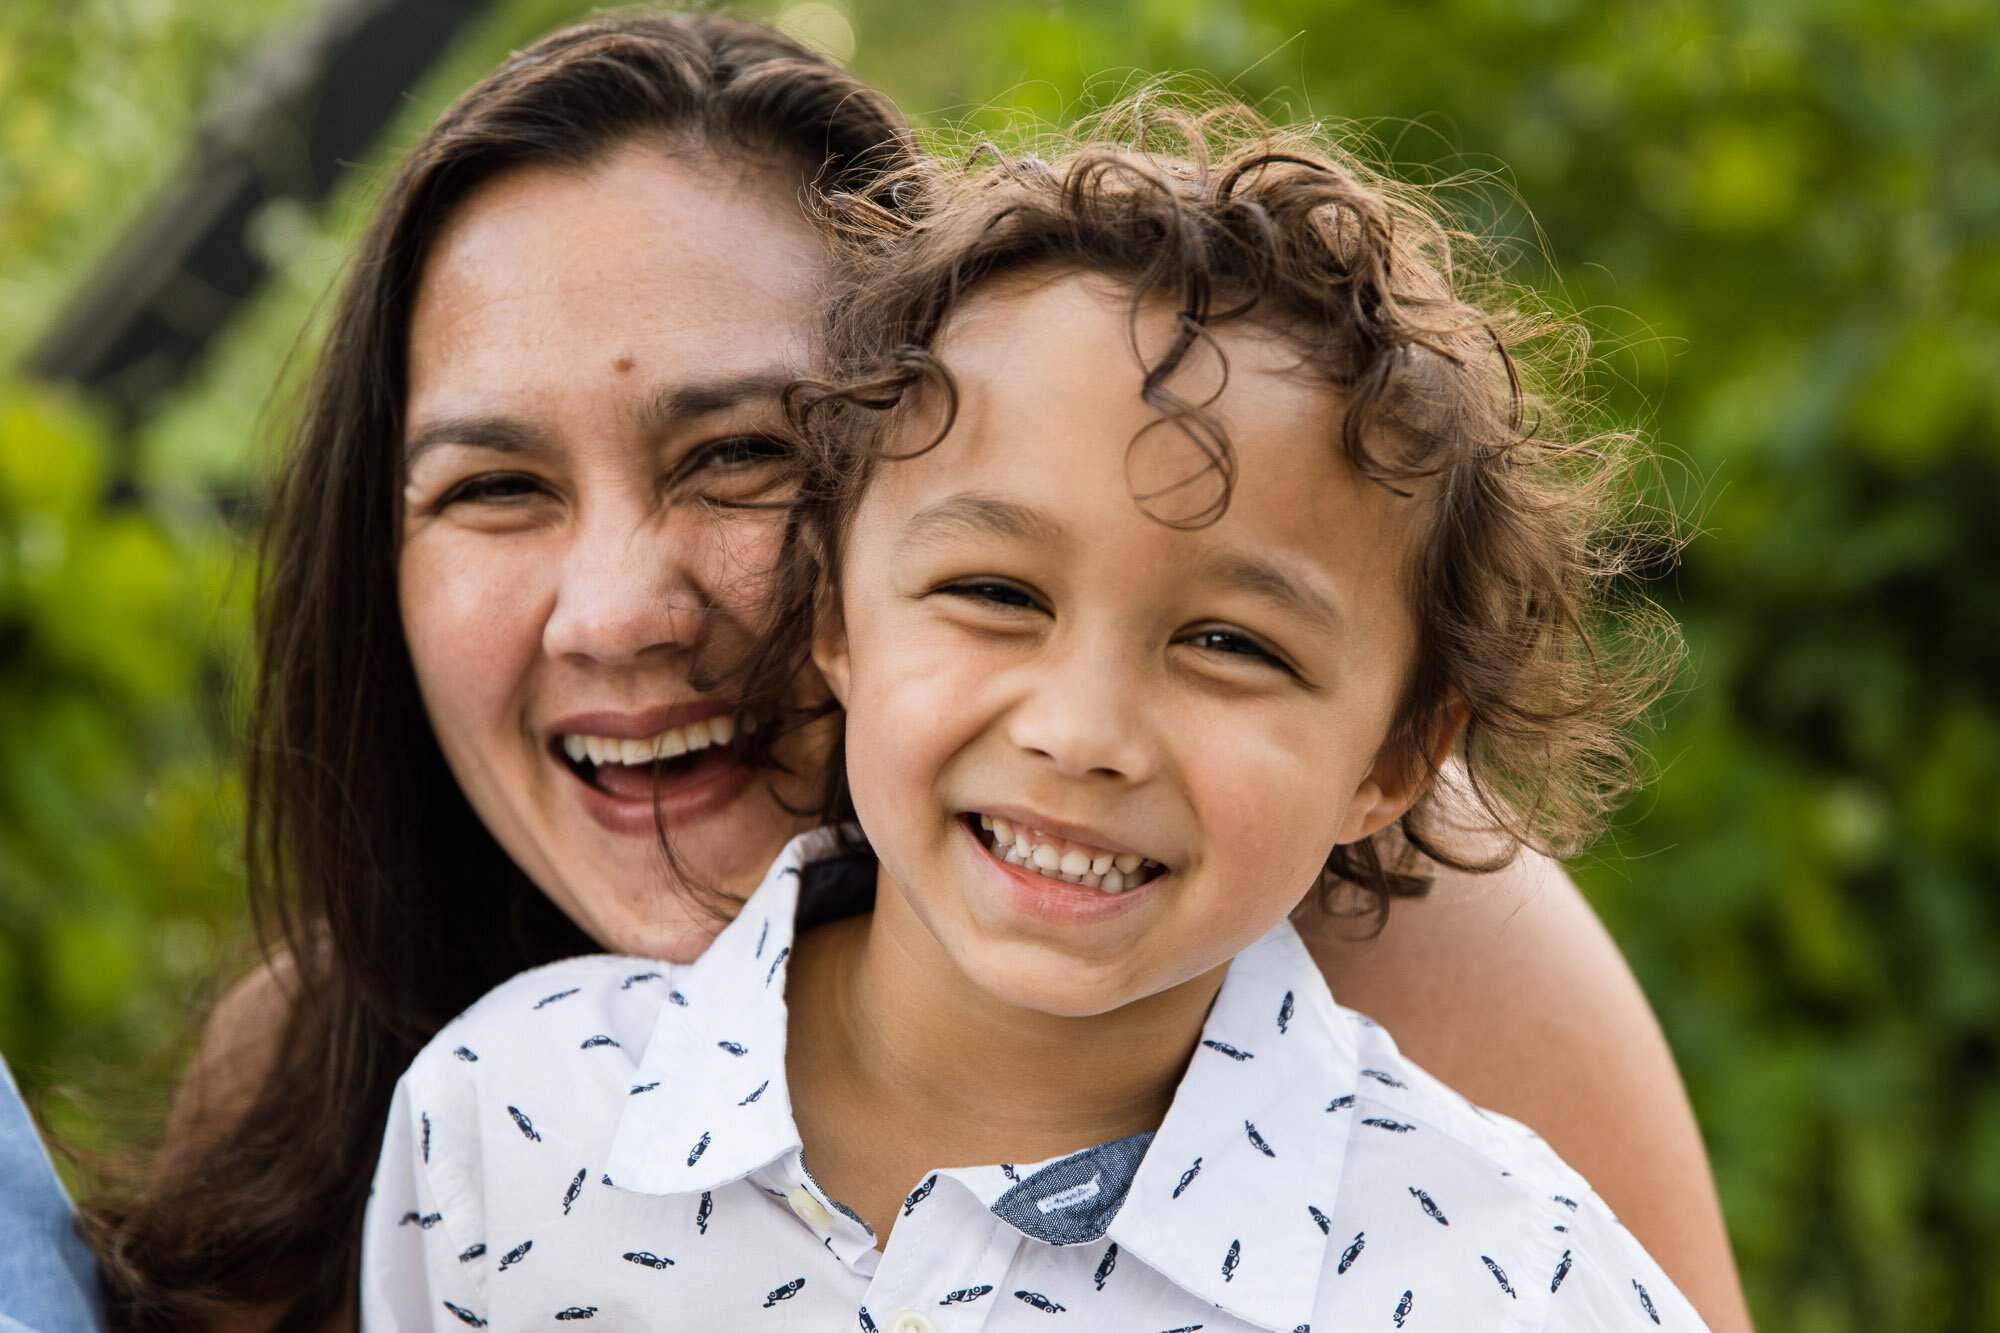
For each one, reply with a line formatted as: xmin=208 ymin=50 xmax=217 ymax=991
xmin=1005 ymin=636 xmax=1159 ymax=783
xmin=542 ymin=508 xmax=706 ymax=665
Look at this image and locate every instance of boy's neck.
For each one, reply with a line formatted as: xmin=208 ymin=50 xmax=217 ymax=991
xmin=784 ymin=867 xmax=1228 ymax=1244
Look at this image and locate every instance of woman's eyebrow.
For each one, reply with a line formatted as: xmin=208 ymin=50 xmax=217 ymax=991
xmin=898 ymin=494 xmax=1069 ymax=551
xmin=404 ymin=415 xmax=546 ymax=461
xmin=641 ymin=370 xmax=794 ymax=426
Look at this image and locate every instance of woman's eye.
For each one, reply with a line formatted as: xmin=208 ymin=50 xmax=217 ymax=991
xmin=439 ymin=472 xmax=546 ymax=505
xmin=942 ymin=580 xmax=1040 ymax=610
xmin=691 ymin=434 xmax=791 ymax=471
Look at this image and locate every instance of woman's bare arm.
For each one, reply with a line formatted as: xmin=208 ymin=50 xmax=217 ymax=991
xmin=1298 ymin=851 xmax=1753 ymax=1333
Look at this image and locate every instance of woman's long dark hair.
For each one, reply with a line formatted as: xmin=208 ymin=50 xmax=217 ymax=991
xmin=83 ymin=15 xmax=910 ymax=1330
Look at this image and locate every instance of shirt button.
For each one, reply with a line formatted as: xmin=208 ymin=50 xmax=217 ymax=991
xmin=785 ymin=1185 xmax=834 ymax=1231
xmin=886 ymin=1313 xmax=935 ymax=1333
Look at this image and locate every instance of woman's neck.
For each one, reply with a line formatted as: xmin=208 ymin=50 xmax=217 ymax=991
xmin=784 ymin=865 xmax=1227 ymax=1243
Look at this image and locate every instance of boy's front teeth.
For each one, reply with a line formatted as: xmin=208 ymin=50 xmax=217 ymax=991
xmin=976 ymin=814 xmax=1159 ymax=893
xmin=561 ymin=714 xmax=736 ymax=767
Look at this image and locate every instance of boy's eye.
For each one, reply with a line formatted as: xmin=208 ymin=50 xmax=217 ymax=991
xmin=940 ymin=579 xmax=1042 ymax=610
xmin=1184 ymin=627 xmax=1288 ymax=669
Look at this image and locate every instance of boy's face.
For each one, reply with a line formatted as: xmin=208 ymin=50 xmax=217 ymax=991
xmin=815 ymin=272 xmax=1438 ymax=1018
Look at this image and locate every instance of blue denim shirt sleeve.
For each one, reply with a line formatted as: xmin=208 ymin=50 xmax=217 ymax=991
xmin=0 ymin=1054 xmax=105 ymax=1333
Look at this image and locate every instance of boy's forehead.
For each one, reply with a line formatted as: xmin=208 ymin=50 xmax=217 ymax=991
xmin=881 ymin=271 xmax=1426 ymax=589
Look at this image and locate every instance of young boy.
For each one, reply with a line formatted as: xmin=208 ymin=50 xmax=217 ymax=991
xmin=362 ymin=102 xmax=1698 ymax=1332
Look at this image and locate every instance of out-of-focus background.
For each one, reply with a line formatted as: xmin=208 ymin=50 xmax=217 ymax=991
xmin=1 ymin=0 xmax=1994 ymax=1327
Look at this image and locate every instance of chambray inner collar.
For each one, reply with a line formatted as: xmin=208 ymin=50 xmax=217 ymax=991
xmin=605 ymin=831 xmax=1355 ymax=1332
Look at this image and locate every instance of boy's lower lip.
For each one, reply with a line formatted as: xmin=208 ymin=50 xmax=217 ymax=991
xmin=959 ymin=817 xmax=1160 ymax=925
xmin=560 ymin=745 xmax=758 ymax=836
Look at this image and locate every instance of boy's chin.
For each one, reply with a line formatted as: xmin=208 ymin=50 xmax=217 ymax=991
xmin=953 ymin=945 xmax=1169 ymax=1020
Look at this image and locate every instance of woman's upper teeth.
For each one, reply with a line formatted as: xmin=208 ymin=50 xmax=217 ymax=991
xmin=562 ymin=714 xmax=735 ymax=766
xmin=978 ymin=814 xmax=1156 ymax=892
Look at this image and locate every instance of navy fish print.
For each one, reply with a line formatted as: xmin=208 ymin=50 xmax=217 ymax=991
xmin=1221 ymin=1238 xmax=1241 ymax=1283
xmin=630 ymin=1083 xmax=659 ymax=1096
xmin=1633 ymin=1279 xmax=1661 ymax=1324
xmin=1173 ymin=1157 xmax=1203 ymax=1199
xmin=1325 ymin=1094 xmax=1356 ymax=1111
xmin=1244 ymin=1121 xmax=1276 ymax=1157
xmin=533 ymin=988 xmax=580 ymax=1010
xmin=696 ymin=1191 xmax=712 ymax=1234
xmin=421 ymin=1112 xmax=431 ymax=1164
xmin=621 ymin=971 xmax=661 ymax=989
xmin=1337 ymin=1231 xmax=1365 ymax=1274
xmin=399 ymin=1211 xmax=442 ymax=1229
xmin=506 ymin=1106 xmax=540 ymax=1142
xmin=1094 ymin=1242 xmax=1118 ymax=1290
xmin=562 ymin=1169 xmax=585 ymax=1215
xmin=457 ymin=1244 xmax=485 ymax=1263
xmin=1360 ymin=1068 xmax=1406 ymax=1089
xmin=1363 ymin=1118 xmax=1416 ymax=1133
xmin=763 ymin=1279 xmax=805 ymax=1307
xmin=1409 ymin=1186 xmax=1449 ymax=1225
xmin=739 ymin=1080 xmax=770 ymax=1105
xmin=1482 ymin=1255 xmax=1516 ymax=1298
xmin=1277 ymin=991 xmax=1294 ymax=1033
xmin=1393 ymin=1290 xmax=1413 ymax=1328
xmin=580 ymin=1035 xmax=619 ymax=1050
xmin=497 ymin=1241 xmax=531 ymax=1272
xmin=1551 ymin=1249 xmax=1572 ymax=1293
xmin=687 ymin=1132 xmax=710 ymax=1167
xmin=452 ymin=1046 xmax=478 ymax=1062
xmin=1200 ymin=1039 xmax=1253 ymax=1061
xmin=442 ymin=1300 xmax=486 ymax=1327
xmin=903 ymin=1174 xmax=937 ymax=1215
xmin=1307 ymin=1204 xmax=1330 ymax=1234
xmin=553 ymin=1307 xmax=596 ymax=1320
xmin=939 ymin=1286 xmax=993 ymax=1304
xmin=717 ymin=1040 xmax=748 ymax=1057
xmin=623 ymin=1251 xmax=674 ymax=1269
xmin=1014 ymin=1291 xmax=1066 ymax=1313
xmin=765 ymin=946 xmax=789 ymax=987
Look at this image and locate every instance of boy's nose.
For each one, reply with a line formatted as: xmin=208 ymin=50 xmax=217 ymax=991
xmin=1005 ymin=637 xmax=1158 ymax=783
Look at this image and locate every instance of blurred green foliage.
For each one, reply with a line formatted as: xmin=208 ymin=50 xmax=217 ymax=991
xmin=3 ymin=0 xmax=1996 ymax=1329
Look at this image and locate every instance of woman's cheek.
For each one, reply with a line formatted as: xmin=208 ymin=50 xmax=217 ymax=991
xmin=400 ymin=528 xmax=554 ymax=741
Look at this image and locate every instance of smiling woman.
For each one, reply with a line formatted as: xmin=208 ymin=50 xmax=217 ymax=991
xmin=47 ymin=12 xmax=1752 ymax=1333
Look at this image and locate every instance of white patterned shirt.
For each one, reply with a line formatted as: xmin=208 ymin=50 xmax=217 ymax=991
xmin=362 ymin=829 xmax=1710 ymax=1333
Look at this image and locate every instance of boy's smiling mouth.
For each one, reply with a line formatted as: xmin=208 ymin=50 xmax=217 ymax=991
xmin=966 ymin=813 xmax=1165 ymax=893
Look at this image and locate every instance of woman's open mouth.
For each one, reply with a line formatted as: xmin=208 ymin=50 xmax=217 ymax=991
xmin=556 ymin=715 xmax=739 ymax=800
xmin=967 ymin=813 xmax=1164 ymax=894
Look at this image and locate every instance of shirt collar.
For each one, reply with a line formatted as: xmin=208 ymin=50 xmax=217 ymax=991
xmin=603 ymin=828 xmax=843 ymax=1196
xmin=1105 ymin=920 xmax=1358 ymax=1332
xmin=605 ymin=836 xmax=1356 ymax=1331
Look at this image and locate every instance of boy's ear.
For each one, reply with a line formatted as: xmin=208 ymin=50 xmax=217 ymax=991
xmin=809 ymin=582 xmax=852 ymax=708
xmin=1335 ymin=697 xmax=1470 ymax=845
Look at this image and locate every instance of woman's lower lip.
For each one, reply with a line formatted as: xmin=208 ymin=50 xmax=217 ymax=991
xmin=961 ymin=818 xmax=1158 ymax=925
xmin=562 ymin=748 xmax=758 ymax=837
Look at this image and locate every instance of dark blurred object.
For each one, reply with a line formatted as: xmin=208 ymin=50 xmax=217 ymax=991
xmin=23 ymin=0 xmax=488 ymax=425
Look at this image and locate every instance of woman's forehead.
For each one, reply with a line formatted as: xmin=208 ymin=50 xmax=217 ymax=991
xmin=405 ymin=145 xmax=822 ymax=432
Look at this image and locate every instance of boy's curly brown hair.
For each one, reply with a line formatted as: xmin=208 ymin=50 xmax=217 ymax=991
xmin=734 ymin=94 xmax=1680 ymax=922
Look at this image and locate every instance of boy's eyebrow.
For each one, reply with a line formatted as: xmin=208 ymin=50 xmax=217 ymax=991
xmin=898 ymin=494 xmax=1068 ymax=550
xmin=1201 ymin=551 xmax=1347 ymax=634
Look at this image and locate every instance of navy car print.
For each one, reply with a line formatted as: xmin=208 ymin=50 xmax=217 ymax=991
xmin=1013 ymin=1291 xmax=1065 ymax=1313
xmin=1221 ymin=1238 xmax=1241 ymax=1282
xmin=496 ymin=1241 xmax=531 ymax=1272
xmin=1200 ymin=1040 xmax=1252 ymax=1061
xmin=622 ymin=1251 xmax=673 ymax=1269
xmin=1277 ymin=992 xmax=1293 ymax=1033
xmin=695 ymin=1191 xmax=712 ymax=1234
xmin=1393 ymin=1290 xmax=1413 ymax=1328
xmin=441 ymin=1300 xmax=486 ymax=1327
xmin=1482 ymin=1255 xmax=1516 ymax=1298
xmin=902 ymin=1174 xmax=936 ymax=1215
xmin=762 ymin=1279 xmax=805 ymax=1307
xmin=1094 ymin=1242 xmax=1118 ymax=1290
xmin=1325 ymin=1094 xmax=1355 ymax=1111
xmin=1634 ymin=1280 xmax=1661 ymax=1324
xmin=1172 ymin=1157 xmax=1203 ymax=1198
xmin=553 ymin=1307 xmax=596 ymax=1320
xmin=452 ymin=1045 xmax=478 ymax=1062
xmin=1551 ymin=1250 xmax=1573 ymax=1292
xmin=1409 ymin=1187 xmax=1449 ymax=1225
xmin=506 ymin=1106 xmax=540 ymax=1142
xmin=1337 ymin=1232 xmax=1365 ymax=1274
xmin=1244 ymin=1121 xmax=1275 ymax=1157
xmin=1307 ymin=1204 xmax=1331 ymax=1234
xmin=939 ymin=1286 xmax=993 ymax=1304
xmin=532 ymin=988 xmax=579 ymax=1010
xmin=562 ymin=1169 xmax=585 ymax=1215
xmin=580 ymin=1035 xmax=619 ymax=1050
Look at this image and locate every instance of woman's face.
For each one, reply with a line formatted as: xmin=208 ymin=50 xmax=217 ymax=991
xmin=399 ymin=141 xmax=821 ymax=961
